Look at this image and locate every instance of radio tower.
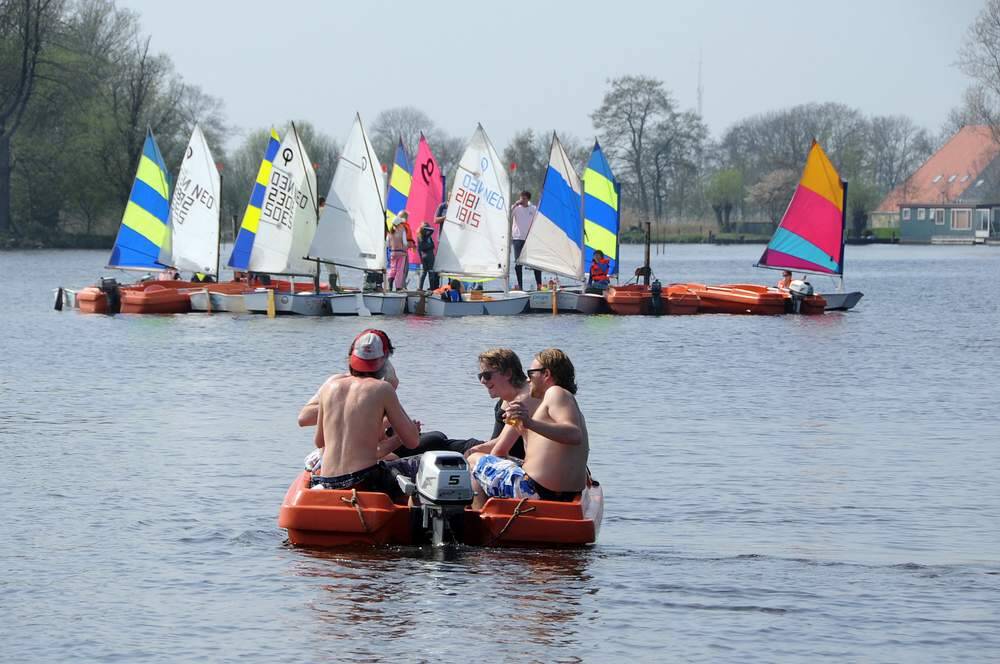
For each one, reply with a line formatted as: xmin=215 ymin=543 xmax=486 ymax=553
xmin=697 ymin=48 xmax=704 ymax=118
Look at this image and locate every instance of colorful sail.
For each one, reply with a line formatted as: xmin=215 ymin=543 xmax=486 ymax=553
xmin=435 ymin=124 xmax=510 ymax=279
xmin=246 ymin=124 xmax=319 ymax=276
xmin=757 ymin=140 xmax=845 ymax=275
xmin=518 ymin=133 xmax=584 ymax=280
xmin=385 ymin=139 xmax=411 ymax=231
xmin=107 ymin=128 xmax=172 ymax=270
xmin=403 ymin=134 xmax=444 ymax=265
xmin=583 ymin=140 xmax=620 ymax=276
xmin=160 ymin=125 xmax=221 ymax=275
xmin=228 ymin=128 xmax=281 ymax=270
xmin=308 ymin=113 xmax=386 ymax=271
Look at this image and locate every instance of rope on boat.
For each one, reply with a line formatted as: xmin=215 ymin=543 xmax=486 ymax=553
xmin=341 ymin=489 xmax=369 ymax=532
xmin=490 ymin=497 xmax=535 ymax=546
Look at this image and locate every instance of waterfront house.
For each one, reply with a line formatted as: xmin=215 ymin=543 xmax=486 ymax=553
xmin=871 ymin=125 xmax=1000 ymax=244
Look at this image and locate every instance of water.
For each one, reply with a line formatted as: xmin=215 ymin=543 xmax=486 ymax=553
xmin=2 ymin=244 xmax=999 ymax=662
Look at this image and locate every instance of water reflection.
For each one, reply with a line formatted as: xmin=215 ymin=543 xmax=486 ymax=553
xmin=289 ymin=545 xmax=598 ymax=655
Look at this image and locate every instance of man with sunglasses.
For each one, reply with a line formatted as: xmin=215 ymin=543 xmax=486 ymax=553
xmin=468 ymin=348 xmax=588 ymax=503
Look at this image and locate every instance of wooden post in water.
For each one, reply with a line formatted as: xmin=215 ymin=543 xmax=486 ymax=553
xmin=643 ymin=221 xmax=651 ymax=286
xmin=266 ymin=288 xmax=276 ymax=318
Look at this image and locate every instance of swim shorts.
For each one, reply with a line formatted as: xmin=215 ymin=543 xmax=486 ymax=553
xmin=472 ymin=455 xmax=540 ymax=499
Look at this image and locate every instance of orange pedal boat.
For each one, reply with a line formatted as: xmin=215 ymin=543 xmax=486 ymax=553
xmin=605 ymin=283 xmax=701 ymax=315
xmin=721 ymin=283 xmax=827 ymax=315
xmin=680 ymin=283 xmax=788 ymax=315
xmin=278 ymin=470 xmax=604 ymax=548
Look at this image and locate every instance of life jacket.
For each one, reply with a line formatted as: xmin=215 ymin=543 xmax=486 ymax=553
xmin=590 ymin=257 xmax=610 ymax=284
xmin=434 ymin=284 xmax=461 ymax=301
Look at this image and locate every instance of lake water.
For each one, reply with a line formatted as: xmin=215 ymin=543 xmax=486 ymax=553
xmin=1 ymin=244 xmax=999 ymax=662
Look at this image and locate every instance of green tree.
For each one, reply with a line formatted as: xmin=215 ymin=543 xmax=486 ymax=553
xmin=746 ymin=169 xmax=796 ymax=230
xmin=705 ymin=169 xmax=743 ymax=231
xmin=847 ymin=180 xmax=880 ymax=238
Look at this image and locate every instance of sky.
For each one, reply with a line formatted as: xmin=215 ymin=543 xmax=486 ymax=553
xmin=119 ymin=0 xmax=985 ymax=152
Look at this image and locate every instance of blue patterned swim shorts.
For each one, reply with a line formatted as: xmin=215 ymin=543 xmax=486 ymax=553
xmin=472 ymin=455 xmax=540 ymax=499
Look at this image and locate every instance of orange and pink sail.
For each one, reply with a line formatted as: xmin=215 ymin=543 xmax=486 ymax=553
xmin=403 ymin=135 xmax=444 ymax=265
xmin=757 ymin=140 xmax=846 ymax=275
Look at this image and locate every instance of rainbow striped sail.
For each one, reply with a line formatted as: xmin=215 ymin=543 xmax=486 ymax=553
xmin=228 ymin=128 xmax=281 ymax=270
xmin=583 ymin=141 xmax=620 ymax=276
xmin=757 ymin=140 xmax=846 ymax=275
xmin=107 ymin=129 xmax=172 ymax=270
xmin=385 ymin=139 xmax=412 ymax=231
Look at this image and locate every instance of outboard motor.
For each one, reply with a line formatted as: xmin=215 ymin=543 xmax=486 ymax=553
xmin=788 ymin=279 xmax=814 ymax=314
xmin=98 ymin=277 xmax=121 ymax=314
xmin=395 ymin=451 xmax=473 ymax=546
xmin=650 ymin=279 xmax=663 ymax=316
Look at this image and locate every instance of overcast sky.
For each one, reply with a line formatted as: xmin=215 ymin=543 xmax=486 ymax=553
xmin=120 ymin=0 xmax=984 ymax=152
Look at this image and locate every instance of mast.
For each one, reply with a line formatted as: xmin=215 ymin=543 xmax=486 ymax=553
xmin=217 ymin=170 xmax=223 ymax=279
xmin=839 ymin=178 xmax=849 ymax=292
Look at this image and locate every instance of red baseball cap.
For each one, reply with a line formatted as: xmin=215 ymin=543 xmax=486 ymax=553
xmin=350 ymin=330 xmax=389 ymax=372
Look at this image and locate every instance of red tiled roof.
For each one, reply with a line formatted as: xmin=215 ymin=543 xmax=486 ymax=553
xmin=875 ymin=125 xmax=1000 ymax=212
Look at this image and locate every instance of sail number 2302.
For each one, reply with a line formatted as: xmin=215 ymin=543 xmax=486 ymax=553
xmin=263 ymin=168 xmax=308 ymax=229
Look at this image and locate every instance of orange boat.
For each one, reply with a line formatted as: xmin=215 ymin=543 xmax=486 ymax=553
xmin=278 ymin=470 xmax=604 ymax=548
xmin=721 ymin=283 xmax=827 ymax=315
xmin=680 ymin=283 xmax=787 ymax=315
xmin=605 ymin=283 xmax=701 ymax=315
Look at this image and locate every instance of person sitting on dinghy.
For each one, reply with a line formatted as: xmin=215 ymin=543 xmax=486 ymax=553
xmin=308 ymin=330 xmax=421 ymax=492
xmin=467 ymin=348 xmax=589 ymax=503
xmin=777 ymin=270 xmax=793 ymax=290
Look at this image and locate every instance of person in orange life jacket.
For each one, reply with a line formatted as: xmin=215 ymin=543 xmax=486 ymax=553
xmin=433 ymin=279 xmax=462 ymax=302
xmin=588 ymin=250 xmax=611 ymax=289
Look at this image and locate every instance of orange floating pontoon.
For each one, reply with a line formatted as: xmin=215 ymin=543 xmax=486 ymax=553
xmin=721 ymin=283 xmax=827 ymax=315
xmin=278 ymin=470 xmax=604 ymax=548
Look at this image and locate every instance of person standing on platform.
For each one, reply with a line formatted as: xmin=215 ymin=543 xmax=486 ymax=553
xmin=510 ymin=191 xmax=542 ymax=291
xmin=417 ymin=221 xmax=438 ymax=291
xmin=386 ymin=212 xmax=409 ymax=291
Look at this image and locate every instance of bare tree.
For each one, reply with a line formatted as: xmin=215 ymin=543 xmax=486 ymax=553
xmin=369 ymin=106 xmax=435 ymax=165
xmin=865 ymin=115 xmax=933 ymax=192
xmin=958 ymin=0 xmax=1000 ymax=145
xmin=592 ymin=75 xmax=673 ymax=215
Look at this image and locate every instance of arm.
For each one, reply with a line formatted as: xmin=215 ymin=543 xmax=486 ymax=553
xmin=298 ymin=393 xmax=319 ymax=427
xmin=488 ymin=423 xmax=521 ymax=457
xmin=508 ymin=391 xmax=583 ymax=446
xmin=382 ymin=384 xmax=420 ymax=449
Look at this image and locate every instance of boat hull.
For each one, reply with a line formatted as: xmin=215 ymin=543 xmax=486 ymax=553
xmin=243 ymin=291 xmax=361 ymax=316
xmin=119 ymin=284 xmax=192 ymax=314
xmin=363 ymin=293 xmax=407 ymax=315
xmin=528 ymin=290 xmax=608 ymax=314
xmin=820 ymin=290 xmax=863 ymax=311
xmin=189 ymin=289 xmax=248 ymax=313
xmin=684 ymin=283 xmax=787 ymax=315
xmin=278 ymin=471 xmax=603 ymax=548
xmin=606 ymin=284 xmax=650 ymax=315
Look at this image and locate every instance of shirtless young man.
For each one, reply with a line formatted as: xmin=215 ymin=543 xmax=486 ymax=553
xmin=467 ymin=348 xmax=589 ymax=502
xmin=308 ymin=330 xmax=420 ymax=491
xmin=461 ymin=348 xmax=536 ymax=460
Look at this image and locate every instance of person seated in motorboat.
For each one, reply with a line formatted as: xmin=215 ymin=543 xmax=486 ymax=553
xmin=157 ymin=267 xmax=181 ymax=281
xmin=306 ymin=329 xmax=421 ymax=492
xmin=776 ymin=270 xmax=793 ymax=290
xmin=467 ymin=348 xmax=589 ymax=504
xmin=396 ymin=348 xmax=531 ymax=460
xmin=587 ymin=250 xmax=611 ymax=292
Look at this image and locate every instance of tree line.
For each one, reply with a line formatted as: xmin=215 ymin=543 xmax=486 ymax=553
xmin=4 ymin=0 xmax=1000 ymax=246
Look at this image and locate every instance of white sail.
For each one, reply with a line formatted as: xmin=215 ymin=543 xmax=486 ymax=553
xmin=517 ymin=133 xmax=584 ymax=280
xmin=434 ymin=124 xmax=511 ymax=279
xmin=247 ymin=124 xmax=319 ymax=276
xmin=307 ymin=114 xmax=386 ymax=271
xmin=160 ymin=125 xmax=221 ymax=275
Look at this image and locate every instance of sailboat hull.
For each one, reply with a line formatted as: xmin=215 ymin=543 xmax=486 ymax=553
xmin=407 ymin=295 xmax=485 ymax=316
xmin=363 ymin=293 xmax=407 ymax=315
xmin=528 ymin=290 xmax=608 ymax=314
xmin=482 ymin=295 xmax=530 ymax=315
xmin=820 ymin=291 xmax=863 ymax=311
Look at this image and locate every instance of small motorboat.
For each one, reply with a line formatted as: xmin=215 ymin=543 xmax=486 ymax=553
xmin=279 ymin=452 xmax=603 ymax=548
xmin=119 ymin=284 xmax=192 ymax=314
xmin=721 ymin=282 xmax=827 ymax=315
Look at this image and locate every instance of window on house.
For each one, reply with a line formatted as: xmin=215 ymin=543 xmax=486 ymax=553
xmin=932 ymin=175 xmax=943 ymax=183
xmin=917 ymin=208 xmax=926 ymax=220
xmin=934 ymin=209 xmax=945 ymax=225
xmin=978 ymin=209 xmax=990 ymax=230
xmin=902 ymin=208 xmax=911 ymax=220
xmin=952 ymin=209 xmax=972 ymax=231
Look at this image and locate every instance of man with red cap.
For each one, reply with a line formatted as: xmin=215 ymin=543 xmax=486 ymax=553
xmin=308 ymin=329 xmax=421 ymax=491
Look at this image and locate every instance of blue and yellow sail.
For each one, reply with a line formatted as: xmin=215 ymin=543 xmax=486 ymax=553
xmin=228 ymin=128 xmax=281 ymax=270
xmin=583 ymin=141 xmax=620 ymax=276
xmin=107 ymin=129 xmax=172 ymax=270
xmin=385 ymin=139 xmax=412 ymax=231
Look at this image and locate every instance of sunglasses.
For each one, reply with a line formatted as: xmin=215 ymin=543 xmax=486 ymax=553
xmin=477 ymin=371 xmax=494 ymax=381
xmin=526 ymin=368 xmax=545 ymax=377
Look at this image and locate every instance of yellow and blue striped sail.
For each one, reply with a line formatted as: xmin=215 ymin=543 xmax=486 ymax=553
xmin=385 ymin=139 xmax=412 ymax=231
xmin=583 ymin=141 xmax=620 ymax=275
xmin=228 ymin=129 xmax=281 ymax=270
xmin=108 ymin=129 xmax=172 ymax=270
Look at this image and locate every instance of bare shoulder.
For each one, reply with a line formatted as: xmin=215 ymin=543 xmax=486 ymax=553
xmin=543 ymin=385 xmax=575 ymax=407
